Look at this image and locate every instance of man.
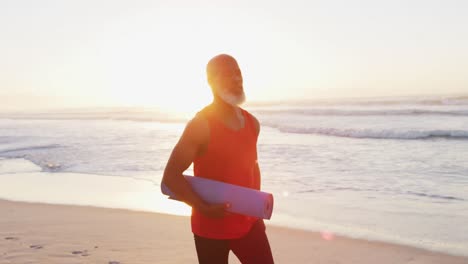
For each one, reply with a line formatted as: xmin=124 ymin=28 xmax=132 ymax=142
xmin=162 ymin=54 xmax=274 ymax=264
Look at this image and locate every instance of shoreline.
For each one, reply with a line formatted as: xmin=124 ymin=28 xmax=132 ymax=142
xmin=1 ymin=198 xmax=468 ymax=264
xmin=0 ymin=156 xmax=467 ymax=259
xmin=1 ymin=157 xmax=467 ymax=261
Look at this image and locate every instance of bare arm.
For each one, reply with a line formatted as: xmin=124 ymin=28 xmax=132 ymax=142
xmin=162 ymin=115 xmax=226 ymax=218
xmin=253 ymin=161 xmax=261 ymax=191
xmin=252 ymin=114 xmax=261 ymax=190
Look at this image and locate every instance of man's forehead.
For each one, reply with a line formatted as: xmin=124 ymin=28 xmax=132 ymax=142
xmin=207 ymin=54 xmax=239 ymax=74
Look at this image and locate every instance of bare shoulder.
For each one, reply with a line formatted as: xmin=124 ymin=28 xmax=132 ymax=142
xmin=246 ymin=111 xmax=260 ymax=136
xmin=182 ymin=112 xmax=210 ymax=144
xmin=163 ymin=111 xmax=210 ymax=179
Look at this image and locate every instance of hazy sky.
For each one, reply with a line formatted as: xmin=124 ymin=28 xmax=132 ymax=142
xmin=1 ymin=0 xmax=467 ymax=111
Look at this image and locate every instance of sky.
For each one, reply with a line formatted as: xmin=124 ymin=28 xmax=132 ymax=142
xmin=1 ymin=0 xmax=467 ymax=111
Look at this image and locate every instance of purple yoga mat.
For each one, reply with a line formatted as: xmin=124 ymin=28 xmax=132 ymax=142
xmin=161 ymin=175 xmax=274 ymax=220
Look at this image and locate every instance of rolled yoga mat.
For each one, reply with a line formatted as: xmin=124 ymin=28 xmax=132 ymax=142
xmin=161 ymin=175 xmax=274 ymax=220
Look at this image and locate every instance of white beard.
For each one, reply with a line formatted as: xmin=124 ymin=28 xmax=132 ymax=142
xmin=217 ymin=88 xmax=246 ymax=106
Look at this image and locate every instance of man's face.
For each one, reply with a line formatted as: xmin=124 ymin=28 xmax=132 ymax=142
xmin=212 ymin=60 xmax=243 ymax=96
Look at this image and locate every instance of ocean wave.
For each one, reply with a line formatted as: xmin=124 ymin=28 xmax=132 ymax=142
xmin=0 ymin=144 xmax=65 ymax=173
xmin=346 ymin=96 xmax=468 ymax=106
xmin=248 ymin=95 xmax=468 ymax=108
xmin=0 ymin=144 xmax=62 ymax=154
xmin=406 ymin=191 xmax=465 ymax=201
xmin=0 ymin=110 xmax=188 ymax=123
xmin=266 ymin=125 xmax=468 ymax=140
xmin=254 ymin=108 xmax=468 ymax=117
xmin=297 ymin=187 xmax=465 ymax=202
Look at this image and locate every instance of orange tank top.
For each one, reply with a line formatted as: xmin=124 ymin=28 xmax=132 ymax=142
xmin=192 ymin=107 xmax=259 ymax=239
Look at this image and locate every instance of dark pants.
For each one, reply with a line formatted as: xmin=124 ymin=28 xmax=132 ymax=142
xmin=194 ymin=220 xmax=274 ymax=264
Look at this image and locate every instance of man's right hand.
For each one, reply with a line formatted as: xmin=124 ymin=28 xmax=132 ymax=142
xmin=198 ymin=202 xmax=231 ymax=219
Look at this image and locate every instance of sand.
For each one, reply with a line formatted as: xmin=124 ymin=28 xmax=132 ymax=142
xmin=0 ymin=199 xmax=466 ymax=264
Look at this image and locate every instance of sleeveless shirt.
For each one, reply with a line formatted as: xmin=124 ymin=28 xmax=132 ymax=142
xmin=192 ymin=107 xmax=259 ymax=239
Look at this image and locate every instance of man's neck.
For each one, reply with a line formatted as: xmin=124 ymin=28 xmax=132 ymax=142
xmin=209 ymin=98 xmax=245 ymax=130
xmin=211 ymin=99 xmax=241 ymax=120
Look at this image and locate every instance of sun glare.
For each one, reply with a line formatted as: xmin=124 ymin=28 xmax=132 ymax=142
xmin=106 ymin=51 xmax=214 ymax=117
xmin=99 ymin=9 xmax=266 ymax=114
xmin=103 ymin=32 xmax=220 ymax=116
xmin=159 ymin=199 xmax=192 ymax=217
xmin=110 ymin=81 xmax=212 ymax=117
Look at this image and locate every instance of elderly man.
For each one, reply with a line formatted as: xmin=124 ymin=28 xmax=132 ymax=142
xmin=162 ymin=54 xmax=274 ymax=264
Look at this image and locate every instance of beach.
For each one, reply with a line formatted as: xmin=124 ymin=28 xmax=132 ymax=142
xmin=1 ymin=199 xmax=467 ymax=264
xmin=1 ymin=96 xmax=468 ymax=262
xmin=2 ymin=0 xmax=468 ymax=262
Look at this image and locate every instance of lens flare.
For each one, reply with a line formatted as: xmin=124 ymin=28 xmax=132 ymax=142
xmin=320 ymin=231 xmax=335 ymax=241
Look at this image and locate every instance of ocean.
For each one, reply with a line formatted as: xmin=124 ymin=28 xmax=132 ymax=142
xmin=1 ymin=94 xmax=467 ymax=256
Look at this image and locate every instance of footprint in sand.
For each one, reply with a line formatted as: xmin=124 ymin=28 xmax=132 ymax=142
xmin=4 ymin=237 xmax=19 ymax=241
xmin=72 ymin=250 xmax=90 ymax=257
xmin=30 ymin=245 xmax=43 ymax=249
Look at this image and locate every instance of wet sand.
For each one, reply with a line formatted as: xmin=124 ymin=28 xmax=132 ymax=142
xmin=1 ymin=199 xmax=467 ymax=264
